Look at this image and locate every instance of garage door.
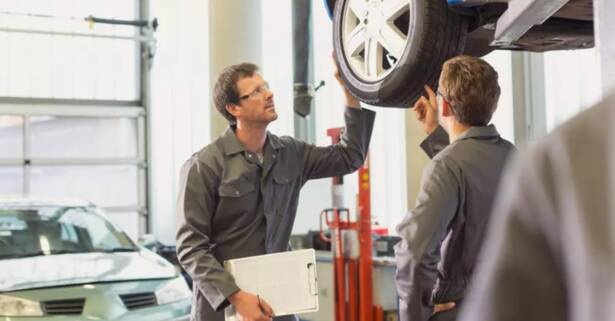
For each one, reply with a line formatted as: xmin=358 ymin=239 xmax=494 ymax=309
xmin=0 ymin=1 xmax=148 ymax=238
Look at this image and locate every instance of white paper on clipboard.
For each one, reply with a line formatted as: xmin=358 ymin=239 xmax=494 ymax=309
xmin=224 ymin=249 xmax=319 ymax=321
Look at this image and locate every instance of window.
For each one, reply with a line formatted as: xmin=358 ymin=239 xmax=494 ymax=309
xmin=0 ymin=167 xmax=23 ymax=194
xmin=58 ymin=208 xmax=131 ymax=249
xmin=30 ymin=116 xmax=138 ymax=159
xmin=0 ymin=112 xmax=145 ymax=239
xmin=0 ymin=116 xmax=23 ymax=159
xmin=0 ymin=0 xmax=139 ymax=100
xmin=30 ymin=165 xmax=138 ymax=207
xmin=0 ymin=206 xmax=136 ymax=259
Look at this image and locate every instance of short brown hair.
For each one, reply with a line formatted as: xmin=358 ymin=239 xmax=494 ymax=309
xmin=213 ymin=63 xmax=259 ymax=124
xmin=439 ymin=55 xmax=501 ymax=126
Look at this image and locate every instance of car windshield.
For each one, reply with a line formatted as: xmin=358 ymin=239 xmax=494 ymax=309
xmin=0 ymin=206 xmax=137 ymax=260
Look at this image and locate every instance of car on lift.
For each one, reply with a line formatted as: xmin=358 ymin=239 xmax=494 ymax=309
xmin=325 ymin=0 xmax=593 ymax=107
xmin=0 ymin=197 xmax=191 ymax=320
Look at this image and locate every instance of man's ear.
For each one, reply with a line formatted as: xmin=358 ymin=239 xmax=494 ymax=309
xmin=441 ymin=99 xmax=454 ymax=117
xmin=226 ymin=103 xmax=240 ymax=119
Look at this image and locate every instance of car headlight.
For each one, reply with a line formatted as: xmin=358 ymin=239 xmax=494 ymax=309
xmin=155 ymin=277 xmax=191 ymax=305
xmin=0 ymin=295 xmax=44 ymax=317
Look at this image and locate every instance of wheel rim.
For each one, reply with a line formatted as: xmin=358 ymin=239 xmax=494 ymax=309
xmin=342 ymin=0 xmax=410 ymax=82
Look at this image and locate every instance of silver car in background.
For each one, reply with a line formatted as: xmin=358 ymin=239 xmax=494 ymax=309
xmin=0 ymin=197 xmax=191 ymax=320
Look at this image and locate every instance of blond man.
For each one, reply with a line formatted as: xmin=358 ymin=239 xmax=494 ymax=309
xmin=395 ymin=56 xmax=516 ymax=321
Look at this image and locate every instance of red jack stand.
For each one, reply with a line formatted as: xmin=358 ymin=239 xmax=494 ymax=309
xmin=319 ymin=128 xmax=383 ymax=321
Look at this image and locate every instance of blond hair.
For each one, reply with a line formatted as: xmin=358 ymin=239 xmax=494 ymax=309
xmin=440 ymin=55 xmax=501 ymax=126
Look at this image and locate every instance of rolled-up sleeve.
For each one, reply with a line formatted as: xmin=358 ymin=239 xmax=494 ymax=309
xmin=176 ymin=157 xmax=240 ymax=311
xmin=296 ymin=107 xmax=375 ymax=181
xmin=394 ymin=158 xmax=459 ymax=321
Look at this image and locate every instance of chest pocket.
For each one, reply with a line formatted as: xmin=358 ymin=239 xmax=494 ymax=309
xmin=273 ymin=174 xmax=290 ymax=185
xmin=272 ymin=165 xmax=299 ymax=186
xmin=215 ymin=176 xmax=258 ymax=229
xmin=218 ymin=179 xmax=255 ymax=197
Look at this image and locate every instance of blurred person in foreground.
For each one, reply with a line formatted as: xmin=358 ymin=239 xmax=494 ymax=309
xmin=459 ymin=92 xmax=615 ymax=321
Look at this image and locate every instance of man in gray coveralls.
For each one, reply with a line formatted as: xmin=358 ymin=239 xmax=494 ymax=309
xmin=176 ymin=62 xmax=375 ymax=321
xmin=394 ymin=55 xmax=516 ymax=321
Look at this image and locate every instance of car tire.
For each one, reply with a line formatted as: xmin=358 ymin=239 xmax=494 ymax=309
xmin=333 ymin=0 xmax=469 ymax=107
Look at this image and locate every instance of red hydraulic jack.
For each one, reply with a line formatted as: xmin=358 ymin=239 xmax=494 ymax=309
xmin=320 ymin=128 xmax=384 ymax=321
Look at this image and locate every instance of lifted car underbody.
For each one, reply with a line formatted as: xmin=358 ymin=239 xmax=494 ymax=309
xmin=462 ymin=0 xmax=594 ymax=53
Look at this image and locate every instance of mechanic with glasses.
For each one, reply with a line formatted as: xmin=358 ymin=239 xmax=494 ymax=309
xmin=395 ymin=55 xmax=516 ymax=321
xmin=176 ymin=62 xmax=375 ymax=321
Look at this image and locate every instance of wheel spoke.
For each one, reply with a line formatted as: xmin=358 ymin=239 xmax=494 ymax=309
xmin=365 ymin=38 xmax=383 ymax=78
xmin=381 ymin=0 xmax=409 ymax=21
xmin=378 ymin=23 xmax=406 ymax=58
xmin=348 ymin=0 xmax=368 ymax=19
xmin=343 ymin=0 xmax=407 ymax=80
xmin=346 ymin=24 xmax=366 ymax=56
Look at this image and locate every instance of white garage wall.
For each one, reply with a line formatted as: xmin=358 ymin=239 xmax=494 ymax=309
xmin=543 ymin=48 xmax=601 ymax=131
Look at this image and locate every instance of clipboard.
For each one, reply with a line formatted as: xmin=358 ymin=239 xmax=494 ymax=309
xmin=224 ymin=249 xmax=319 ymax=321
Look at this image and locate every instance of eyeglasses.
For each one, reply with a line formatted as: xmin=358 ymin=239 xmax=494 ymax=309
xmin=436 ymin=89 xmax=450 ymax=105
xmin=436 ymin=89 xmax=446 ymax=99
xmin=436 ymin=89 xmax=457 ymax=115
xmin=239 ymin=82 xmax=270 ymax=100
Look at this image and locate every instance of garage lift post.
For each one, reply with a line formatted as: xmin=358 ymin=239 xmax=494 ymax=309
xmin=319 ymin=128 xmax=381 ymax=321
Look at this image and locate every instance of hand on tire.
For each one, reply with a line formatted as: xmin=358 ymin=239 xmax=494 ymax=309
xmin=228 ymin=290 xmax=274 ymax=321
xmin=332 ymin=51 xmax=360 ymax=108
xmin=413 ymin=85 xmax=438 ymax=135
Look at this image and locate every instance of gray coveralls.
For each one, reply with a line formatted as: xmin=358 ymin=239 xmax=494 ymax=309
xmin=176 ymin=107 xmax=375 ymax=321
xmin=395 ymin=125 xmax=515 ymax=321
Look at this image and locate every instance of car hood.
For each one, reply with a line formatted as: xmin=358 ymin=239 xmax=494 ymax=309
xmin=0 ymin=250 xmax=177 ymax=292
